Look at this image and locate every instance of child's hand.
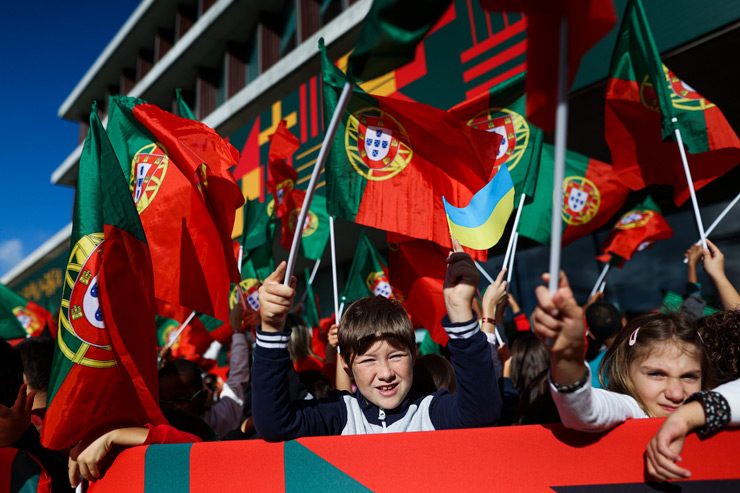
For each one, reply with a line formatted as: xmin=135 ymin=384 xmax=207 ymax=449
xmin=69 ymin=431 xmax=114 ymax=485
xmin=0 ymin=384 xmax=35 ymax=447
xmin=443 ymin=240 xmax=480 ymax=323
xmin=482 ymin=268 xmax=507 ymax=319
xmin=701 ymin=239 xmax=726 ymax=281
xmin=532 ymin=271 xmax=586 ymax=362
xmin=327 ymin=324 xmax=339 ymax=348
xmin=258 ymin=261 xmax=297 ymax=332
xmin=684 ymin=243 xmax=703 ymax=268
xmin=645 ymin=401 xmax=705 ymax=481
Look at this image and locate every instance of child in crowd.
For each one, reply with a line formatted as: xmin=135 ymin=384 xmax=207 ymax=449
xmin=252 ymin=243 xmax=501 ymax=439
xmin=532 ymin=271 xmax=712 ymax=432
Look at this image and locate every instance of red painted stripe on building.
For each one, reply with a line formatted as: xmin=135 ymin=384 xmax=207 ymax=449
xmin=466 ymin=0 xmax=477 ymax=46
xmin=429 ymin=2 xmax=457 ymax=35
xmin=462 ymin=39 xmax=526 ymax=83
xmin=464 ymin=62 xmax=526 ymax=100
xmin=460 ymin=18 xmax=526 ymax=64
xmin=485 ymin=11 xmax=493 ymax=37
xmin=395 ymin=42 xmax=428 ymax=89
xmin=310 ymin=76 xmax=318 ymax=138
xmin=299 ymin=82 xmax=308 ymax=143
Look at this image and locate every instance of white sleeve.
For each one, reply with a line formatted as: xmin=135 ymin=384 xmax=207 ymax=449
xmin=550 ymin=366 xmax=648 ymax=432
xmin=713 ymin=378 xmax=740 ymax=426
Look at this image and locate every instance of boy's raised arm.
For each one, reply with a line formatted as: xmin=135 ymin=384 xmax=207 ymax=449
xmin=443 ymin=240 xmax=479 ymax=323
xmin=259 ymin=261 xmax=296 ymax=332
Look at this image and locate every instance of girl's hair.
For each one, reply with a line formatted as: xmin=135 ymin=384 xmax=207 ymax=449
xmin=699 ymin=310 xmax=740 ymax=385
xmin=285 ymin=313 xmax=322 ymax=364
xmin=509 ymin=331 xmax=550 ymax=394
xmin=599 ymin=312 xmax=712 ymax=416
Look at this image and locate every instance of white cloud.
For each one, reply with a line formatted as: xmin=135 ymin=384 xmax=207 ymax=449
xmin=0 ymin=238 xmax=23 ymax=271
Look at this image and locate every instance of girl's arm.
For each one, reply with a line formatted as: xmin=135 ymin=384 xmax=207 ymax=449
xmin=702 ymin=240 xmax=740 ymax=311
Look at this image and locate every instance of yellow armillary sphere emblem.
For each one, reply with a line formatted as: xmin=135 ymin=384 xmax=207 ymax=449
xmin=130 ymin=142 xmax=169 ymax=213
xmin=58 ymin=233 xmax=116 ymax=368
xmin=345 ymin=107 xmax=413 ymax=181
xmin=466 ymin=107 xmax=530 ymax=173
xmin=639 ymin=65 xmax=715 ymax=113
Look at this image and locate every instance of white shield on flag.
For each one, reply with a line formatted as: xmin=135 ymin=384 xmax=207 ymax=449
xmin=364 ymin=126 xmax=393 ymax=163
xmin=567 ymin=188 xmax=589 ymax=213
xmin=374 ymin=281 xmax=392 ymax=298
xmin=491 ymin=126 xmax=509 ymax=161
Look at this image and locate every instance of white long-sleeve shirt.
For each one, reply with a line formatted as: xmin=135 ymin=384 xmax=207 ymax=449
xmin=201 ymin=332 xmax=250 ymax=437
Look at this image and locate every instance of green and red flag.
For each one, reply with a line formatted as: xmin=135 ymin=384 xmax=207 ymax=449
xmin=347 ymin=0 xmax=454 ymax=82
xmin=107 ymin=95 xmax=244 ymax=322
xmin=449 ymin=72 xmax=543 ymax=202
xmin=279 ymin=191 xmax=329 ymax=261
xmin=597 ymin=196 xmax=673 ymax=263
xmin=175 ymin=88 xmax=196 ymax=120
xmin=42 ymin=106 xmax=166 ymax=451
xmin=321 ymin=39 xmax=500 ymax=260
xmin=240 ymin=198 xmax=275 ymax=252
xmin=480 ymin=0 xmax=617 ymax=133
xmin=605 ymin=0 xmax=740 ymax=206
xmin=0 ymin=448 xmax=52 ymax=493
xmin=387 ymin=234 xmax=449 ymax=346
xmin=341 ymin=231 xmax=401 ymax=306
xmin=519 ymin=143 xmax=630 ymax=246
xmin=0 ymin=284 xmax=53 ymax=339
xmin=266 ymin=120 xmax=301 ymax=213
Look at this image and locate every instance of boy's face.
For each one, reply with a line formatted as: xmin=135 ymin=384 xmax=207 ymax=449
xmin=344 ymin=337 xmax=414 ymax=410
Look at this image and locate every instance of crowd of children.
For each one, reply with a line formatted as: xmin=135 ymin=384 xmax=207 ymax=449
xmin=1 ymin=239 xmax=739 ymax=488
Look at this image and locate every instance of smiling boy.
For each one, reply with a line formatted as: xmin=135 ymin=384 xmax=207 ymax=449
xmin=252 ymin=244 xmax=501 ymax=439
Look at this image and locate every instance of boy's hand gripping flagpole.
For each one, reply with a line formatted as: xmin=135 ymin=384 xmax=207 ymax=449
xmin=284 ymin=80 xmax=354 ymax=285
xmin=673 ymin=118 xmax=708 ymax=250
xmin=549 ymin=17 xmax=569 ymax=295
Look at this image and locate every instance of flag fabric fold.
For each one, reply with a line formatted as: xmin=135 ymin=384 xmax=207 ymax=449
xmin=321 ymin=39 xmax=500 ymax=259
xmin=443 ymin=165 xmax=515 ymax=251
xmin=605 ymin=0 xmax=740 ymax=206
xmin=42 ymin=106 xmax=165 ymax=451
xmin=107 ymin=95 xmax=243 ymax=322
xmin=266 ymin=120 xmax=301 ymax=212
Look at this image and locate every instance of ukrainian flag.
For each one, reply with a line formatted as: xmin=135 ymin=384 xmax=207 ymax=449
xmin=442 ymin=166 xmax=515 ymax=250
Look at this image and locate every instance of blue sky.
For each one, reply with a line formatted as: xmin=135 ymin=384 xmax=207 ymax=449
xmin=0 ymin=0 xmax=140 ymax=277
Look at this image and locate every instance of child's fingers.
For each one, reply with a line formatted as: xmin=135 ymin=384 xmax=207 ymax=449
xmin=534 ymin=285 xmax=558 ymax=317
xmin=25 ymin=391 xmax=36 ymax=414
xmin=12 ymin=385 xmax=27 ymax=413
xmin=495 ymin=267 xmax=507 ymax=284
xmin=265 ymin=261 xmax=288 ymax=283
xmin=452 ymin=239 xmax=463 ymax=253
xmin=531 ymin=307 xmax=562 ymax=333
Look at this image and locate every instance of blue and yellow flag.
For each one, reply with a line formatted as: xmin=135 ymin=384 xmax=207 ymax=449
xmin=442 ymin=166 xmax=515 ymax=250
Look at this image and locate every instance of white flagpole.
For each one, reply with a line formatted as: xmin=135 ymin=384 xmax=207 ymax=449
xmin=284 ymin=81 xmax=354 ymax=285
xmin=673 ymin=118 xmax=708 ymax=250
xmin=507 ymin=231 xmax=519 ymax=285
xmin=299 ymin=259 xmax=322 ymax=305
xmin=502 ymin=193 xmax=526 ymax=272
xmin=475 ymin=260 xmax=496 ymax=284
xmin=164 ymin=310 xmax=197 ymax=351
xmin=548 ymin=17 xmax=569 ymax=295
xmin=588 ymin=263 xmax=610 ymax=300
xmin=598 ymin=279 xmax=607 ymax=294
xmin=682 ymin=190 xmax=740 ymax=263
xmin=329 ymin=216 xmax=340 ymax=323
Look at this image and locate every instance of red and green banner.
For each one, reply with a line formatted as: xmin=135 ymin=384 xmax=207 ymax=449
xmin=605 ymin=0 xmax=740 ymax=206
xmin=321 ymin=39 xmax=500 ymax=259
xmin=107 ymin=95 xmax=243 ymax=323
xmin=42 ymin=106 xmax=166 ymax=451
xmin=342 ymin=231 xmax=400 ymax=306
xmin=347 ymin=0 xmax=454 ymax=82
xmin=480 ymin=0 xmax=616 ymax=133
xmin=449 ymin=71 xmax=543 ymax=201
xmin=279 ymin=190 xmax=329 ymax=261
xmin=519 ymin=143 xmax=630 ymax=246
xmin=0 ymin=283 xmax=53 ymax=339
xmin=87 ymin=420 xmax=740 ymax=492
xmin=387 ymin=235 xmax=449 ymax=345
xmin=597 ymin=195 xmax=673 ymax=263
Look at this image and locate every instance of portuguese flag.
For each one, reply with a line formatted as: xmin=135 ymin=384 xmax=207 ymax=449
xmin=107 ymin=95 xmax=244 ymax=323
xmin=342 ymin=231 xmax=399 ymax=306
xmin=449 ymin=72 xmax=543 ymax=202
xmin=266 ymin=120 xmax=300 ymax=213
xmin=346 ymin=0 xmax=453 ymax=82
xmin=387 ymin=234 xmax=449 ymax=346
xmin=279 ymin=190 xmax=329 ymax=261
xmin=480 ymin=0 xmax=616 ymax=133
xmin=320 ymin=39 xmax=500 ymax=258
xmin=42 ymin=106 xmax=166 ymax=451
xmin=597 ymin=195 xmax=673 ymax=263
xmin=240 ymin=198 xmax=275 ymax=252
xmin=519 ymin=143 xmax=629 ymax=247
xmin=605 ymin=0 xmax=740 ymax=206
xmin=0 ymin=283 xmax=53 ymax=339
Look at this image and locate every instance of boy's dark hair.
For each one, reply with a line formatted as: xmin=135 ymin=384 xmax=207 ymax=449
xmin=15 ymin=337 xmax=54 ymax=392
xmin=1 ymin=339 xmax=24 ymax=407
xmin=585 ymin=301 xmax=622 ymax=342
xmin=338 ymin=296 xmax=415 ymax=367
xmin=699 ymin=311 xmax=740 ymax=385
